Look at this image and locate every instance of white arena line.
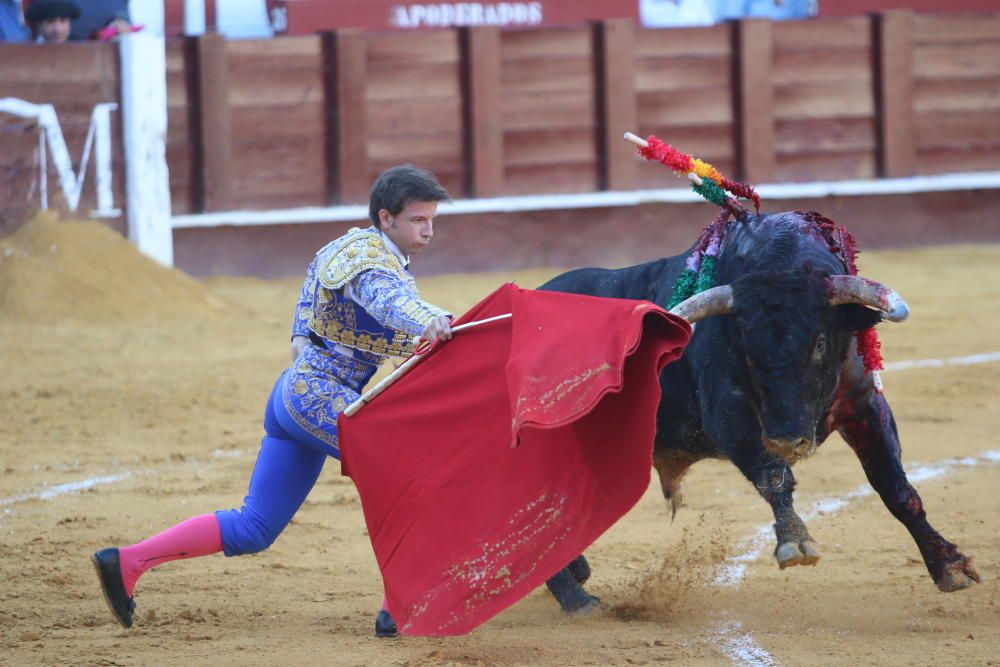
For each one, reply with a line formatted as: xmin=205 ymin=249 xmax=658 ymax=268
xmin=883 ymin=351 xmax=1000 ymax=372
xmin=0 ymin=449 xmax=248 ymax=512
xmin=709 ymin=448 xmax=999 ymax=667
xmin=713 ymin=621 xmax=778 ymax=667
xmin=711 ymin=449 xmax=1000 ymax=588
xmin=0 ymin=473 xmax=132 ymax=508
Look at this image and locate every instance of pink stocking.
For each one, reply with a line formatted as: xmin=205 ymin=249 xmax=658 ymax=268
xmin=118 ymin=514 xmax=223 ymax=596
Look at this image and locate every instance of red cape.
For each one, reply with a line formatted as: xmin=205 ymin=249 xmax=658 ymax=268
xmin=339 ymin=284 xmax=690 ymax=635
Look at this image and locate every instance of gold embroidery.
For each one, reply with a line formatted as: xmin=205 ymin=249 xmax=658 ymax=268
xmin=316 ymin=228 xmax=407 ymax=290
xmin=306 ymin=227 xmax=418 ymax=357
xmin=308 ymin=316 xmax=414 ymax=357
xmin=279 ymin=346 xmax=374 ymax=452
xmin=400 ymin=299 xmax=444 ymax=328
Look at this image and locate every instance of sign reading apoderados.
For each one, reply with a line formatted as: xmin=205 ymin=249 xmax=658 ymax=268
xmin=265 ymin=0 xmax=637 ymax=33
xmin=392 ymin=3 xmax=543 ymax=28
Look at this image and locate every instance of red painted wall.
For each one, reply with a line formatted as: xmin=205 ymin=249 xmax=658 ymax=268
xmin=265 ymin=0 xmax=638 ymax=34
xmin=818 ymin=1 xmax=1000 ymax=16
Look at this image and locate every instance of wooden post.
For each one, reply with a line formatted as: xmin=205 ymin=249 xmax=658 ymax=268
xmin=593 ymin=18 xmax=637 ymax=192
xmin=184 ymin=32 xmax=232 ymax=212
xmin=460 ymin=26 xmax=503 ymax=198
xmin=873 ymin=11 xmax=915 ymax=178
xmin=733 ymin=19 xmax=775 ymax=184
xmin=327 ymin=29 xmax=369 ymax=204
xmin=320 ymin=31 xmax=339 ymax=204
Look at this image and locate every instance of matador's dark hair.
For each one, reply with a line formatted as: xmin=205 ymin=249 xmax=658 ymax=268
xmin=369 ymin=164 xmax=450 ymax=228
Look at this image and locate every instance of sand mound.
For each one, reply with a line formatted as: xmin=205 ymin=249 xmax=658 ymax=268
xmin=0 ymin=214 xmax=233 ymax=324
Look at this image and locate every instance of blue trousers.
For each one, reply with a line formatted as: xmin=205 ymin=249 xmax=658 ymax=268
xmin=215 ymin=373 xmax=335 ymax=556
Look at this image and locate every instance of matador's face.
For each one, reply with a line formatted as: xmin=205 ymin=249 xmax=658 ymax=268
xmin=379 ymin=200 xmax=438 ymax=255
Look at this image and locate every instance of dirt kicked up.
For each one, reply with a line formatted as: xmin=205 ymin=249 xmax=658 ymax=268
xmin=1 ymin=218 xmax=998 ymax=666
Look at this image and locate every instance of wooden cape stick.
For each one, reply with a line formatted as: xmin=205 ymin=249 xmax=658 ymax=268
xmin=343 ymin=313 xmax=512 ymax=417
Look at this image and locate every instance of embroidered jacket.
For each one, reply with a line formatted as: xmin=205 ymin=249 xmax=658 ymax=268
xmin=291 ymin=226 xmax=448 ymax=360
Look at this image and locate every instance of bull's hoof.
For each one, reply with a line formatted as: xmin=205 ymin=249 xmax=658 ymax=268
xmin=545 ymin=568 xmax=601 ymax=615
xmin=935 ymin=557 xmax=981 ymax=592
xmin=775 ymin=540 xmax=821 ymax=569
xmin=563 ymin=593 xmax=602 ymax=616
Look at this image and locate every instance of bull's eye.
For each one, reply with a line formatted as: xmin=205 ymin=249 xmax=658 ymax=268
xmin=814 ymin=334 xmax=827 ymax=357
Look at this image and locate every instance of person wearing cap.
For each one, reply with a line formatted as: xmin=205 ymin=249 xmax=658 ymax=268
xmin=26 ymin=0 xmax=79 ymax=43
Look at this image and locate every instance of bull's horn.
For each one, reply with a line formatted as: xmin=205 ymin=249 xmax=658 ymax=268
xmin=828 ymin=275 xmax=909 ymax=322
xmin=669 ymin=285 xmax=734 ymax=323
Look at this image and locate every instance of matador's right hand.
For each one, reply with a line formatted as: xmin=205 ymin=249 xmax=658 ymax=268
xmin=420 ymin=315 xmax=453 ymax=345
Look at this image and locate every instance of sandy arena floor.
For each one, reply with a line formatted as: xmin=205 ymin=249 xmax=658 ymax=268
xmin=0 ymin=219 xmax=997 ymax=666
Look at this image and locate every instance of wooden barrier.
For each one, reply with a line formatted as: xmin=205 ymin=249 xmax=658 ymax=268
xmin=0 ymin=42 xmax=125 ymax=235
xmin=3 ymin=12 xmax=1000 ymax=226
xmin=910 ymin=13 xmax=1000 ymax=174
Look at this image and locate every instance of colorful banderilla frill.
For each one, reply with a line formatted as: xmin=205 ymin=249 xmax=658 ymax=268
xmin=635 ymin=134 xmax=761 ymax=216
xmin=638 ymin=134 xmax=884 ymax=373
xmin=666 ymin=208 xmax=729 ymax=310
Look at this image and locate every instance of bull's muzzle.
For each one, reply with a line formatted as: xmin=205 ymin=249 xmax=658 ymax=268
xmin=762 ymin=436 xmax=814 ymax=461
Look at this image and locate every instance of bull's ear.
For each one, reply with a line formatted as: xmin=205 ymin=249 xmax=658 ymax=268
xmin=835 ymin=303 xmax=883 ymax=332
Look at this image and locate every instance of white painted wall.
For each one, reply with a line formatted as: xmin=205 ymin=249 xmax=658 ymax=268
xmin=119 ymin=32 xmax=174 ymax=266
xmin=129 ymin=0 xmax=165 ymax=35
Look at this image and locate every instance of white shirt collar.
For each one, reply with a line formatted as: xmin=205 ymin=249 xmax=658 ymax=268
xmin=372 ymin=225 xmax=409 ymax=267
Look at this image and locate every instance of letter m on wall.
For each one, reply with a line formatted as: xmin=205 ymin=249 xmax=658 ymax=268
xmin=0 ymin=97 xmax=120 ymax=217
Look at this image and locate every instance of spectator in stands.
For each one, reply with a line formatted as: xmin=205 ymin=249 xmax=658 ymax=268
xmin=25 ymin=0 xmax=80 ymax=43
xmin=0 ymin=0 xmax=30 ymax=41
xmin=67 ymin=0 xmax=128 ymax=41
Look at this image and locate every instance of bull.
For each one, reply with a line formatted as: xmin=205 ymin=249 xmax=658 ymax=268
xmin=539 ymin=210 xmax=980 ymax=613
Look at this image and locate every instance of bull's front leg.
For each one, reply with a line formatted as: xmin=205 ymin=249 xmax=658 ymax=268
xmin=833 ymin=364 xmax=980 ymax=592
xmin=707 ymin=401 xmax=821 ymax=570
xmin=729 ymin=446 xmax=821 ymax=569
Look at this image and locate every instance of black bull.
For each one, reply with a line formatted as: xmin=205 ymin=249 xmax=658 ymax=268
xmin=537 ymin=212 xmax=979 ymax=613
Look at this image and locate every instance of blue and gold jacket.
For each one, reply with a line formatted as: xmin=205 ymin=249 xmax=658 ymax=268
xmin=291 ymin=226 xmax=448 ymax=361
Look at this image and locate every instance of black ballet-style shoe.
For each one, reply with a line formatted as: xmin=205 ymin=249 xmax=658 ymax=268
xmin=374 ymin=608 xmax=398 ymax=638
xmin=92 ymin=547 xmax=136 ymax=628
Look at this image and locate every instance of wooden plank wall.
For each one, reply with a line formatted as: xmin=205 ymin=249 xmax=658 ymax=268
xmin=157 ymin=15 xmax=1000 ymax=214
xmin=8 ymin=13 xmax=1000 ymax=231
xmin=365 ymin=31 xmax=465 ymax=198
xmin=771 ymin=17 xmax=876 ymax=182
xmin=911 ymin=13 xmax=1000 ymax=174
xmin=634 ymin=24 xmax=734 ymax=190
xmin=226 ymin=36 xmax=327 ymax=210
xmin=165 ymin=41 xmax=191 ymax=214
xmin=499 ymin=28 xmax=598 ymax=195
xmin=0 ymin=43 xmax=124 ymax=234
